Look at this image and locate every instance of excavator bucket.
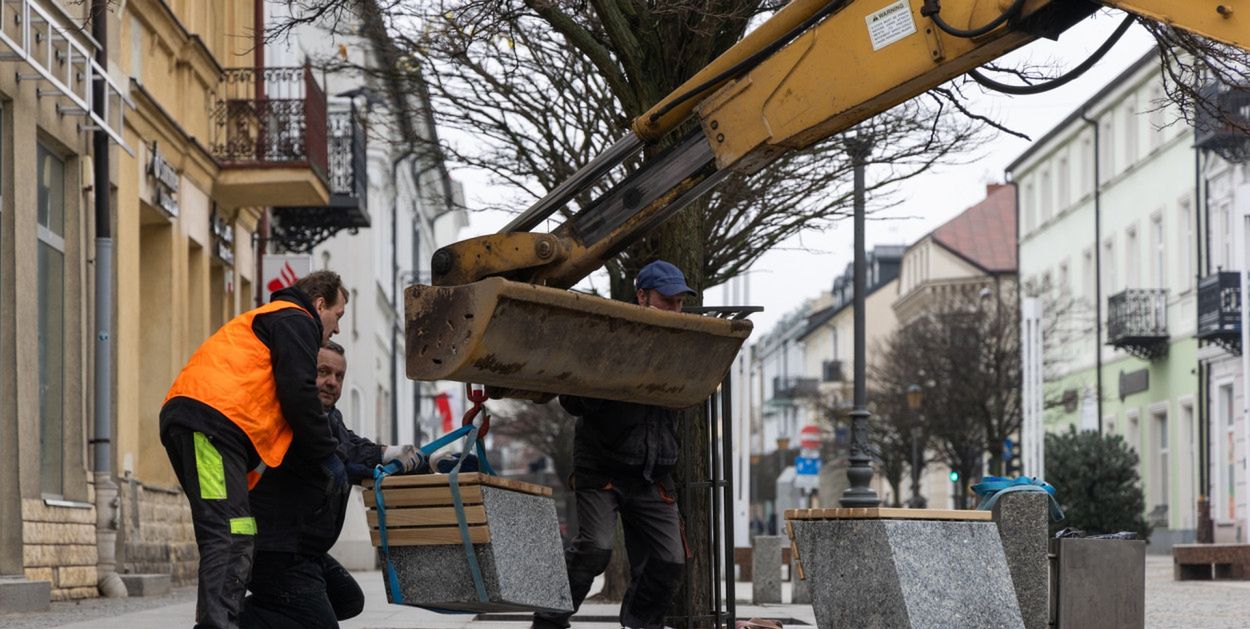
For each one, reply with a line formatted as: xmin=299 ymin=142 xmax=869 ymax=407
xmin=405 ymin=277 xmax=752 ymax=408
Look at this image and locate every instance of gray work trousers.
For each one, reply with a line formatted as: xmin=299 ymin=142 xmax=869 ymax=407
xmin=534 ymin=476 xmax=686 ymax=629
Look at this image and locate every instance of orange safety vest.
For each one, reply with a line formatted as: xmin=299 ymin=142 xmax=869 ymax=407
xmin=165 ymin=300 xmax=314 ymax=469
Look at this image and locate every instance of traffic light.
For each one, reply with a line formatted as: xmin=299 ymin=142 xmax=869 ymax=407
xmin=948 ymin=470 xmax=959 ymax=483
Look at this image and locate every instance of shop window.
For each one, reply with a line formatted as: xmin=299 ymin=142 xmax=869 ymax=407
xmin=37 ymin=143 xmax=65 ymax=497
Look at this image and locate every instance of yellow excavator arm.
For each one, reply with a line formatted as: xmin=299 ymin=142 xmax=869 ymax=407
xmin=406 ymin=0 xmax=1247 ymax=408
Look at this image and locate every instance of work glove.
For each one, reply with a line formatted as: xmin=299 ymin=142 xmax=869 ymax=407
xmin=319 ymin=453 xmax=349 ymax=495
xmin=382 ymin=444 xmax=428 ymax=475
xmin=432 ymin=452 xmax=479 ymax=474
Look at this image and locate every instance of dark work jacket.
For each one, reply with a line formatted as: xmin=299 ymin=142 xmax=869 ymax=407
xmin=159 ymin=286 xmax=338 ymax=468
xmin=251 ymin=407 xmax=381 ymax=556
xmin=563 ymin=395 xmax=679 ymax=487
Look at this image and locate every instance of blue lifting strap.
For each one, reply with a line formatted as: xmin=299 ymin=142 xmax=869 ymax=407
xmin=449 ymin=421 xmax=491 ymax=604
xmin=372 ymin=419 xmax=494 ymax=612
xmin=372 ymin=465 xmax=406 ymax=605
xmin=972 ymin=475 xmax=1065 ymax=521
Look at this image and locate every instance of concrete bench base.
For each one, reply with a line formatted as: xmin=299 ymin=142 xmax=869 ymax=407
xmin=789 ymin=518 xmax=1023 ymax=629
xmin=1173 ymin=543 xmax=1250 ymax=580
xmin=120 ymin=574 xmax=171 ymax=597
xmin=0 ymin=578 xmax=51 ymax=614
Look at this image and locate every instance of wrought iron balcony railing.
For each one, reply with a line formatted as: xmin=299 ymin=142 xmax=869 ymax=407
xmin=1197 ymin=271 xmax=1242 ymax=355
xmin=772 ymin=376 xmax=820 ymax=400
xmin=1107 ymin=289 xmax=1169 ymax=360
xmin=1195 ymin=83 xmax=1250 ymax=161
xmin=211 ymin=66 xmax=329 ymax=177
xmin=272 ymin=106 xmax=370 ymax=253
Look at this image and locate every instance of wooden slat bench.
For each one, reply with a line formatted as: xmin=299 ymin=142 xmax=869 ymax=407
xmin=1173 ymin=543 xmax=1250 ymax=580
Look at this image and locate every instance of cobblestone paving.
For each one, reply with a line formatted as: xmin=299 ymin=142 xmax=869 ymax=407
xmin=1145 ymin=554 xmax=1250 ymax=629
xmin=7 ymin=554 xmax=1250 ymax=628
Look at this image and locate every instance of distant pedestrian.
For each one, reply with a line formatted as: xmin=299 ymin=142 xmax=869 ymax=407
xmin=160 ymin=271 xmax=348 ymax=629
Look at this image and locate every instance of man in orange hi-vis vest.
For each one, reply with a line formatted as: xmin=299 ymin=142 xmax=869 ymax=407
xmin=160 ymin=270 xmax=348 ymax=629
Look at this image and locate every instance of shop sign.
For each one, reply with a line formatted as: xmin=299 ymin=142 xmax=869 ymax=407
xmin=148 ymin=141 xmax=179 ymax=217
xmin=211 ymin=209 xmax=234 ymax=267
xmin=262 ymin=254 xmax=312 ymax=298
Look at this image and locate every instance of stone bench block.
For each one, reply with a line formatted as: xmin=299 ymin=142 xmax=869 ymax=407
xmin=751 ymin=535 xmax=784 ymax=604
xmin=790 ymin=518 xmax=1024 ymax=629
xmin=120 ymin=573 xmax=171 ymax=597
xmin=367 ymin=473 xmax=571 ymax=613
xmin=991 ymin=492 xmax=1049 ymax=629
xmin=0 ymin=577 xmax=51 ymax=614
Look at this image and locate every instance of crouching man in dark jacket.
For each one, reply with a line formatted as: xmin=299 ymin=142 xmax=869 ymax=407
xmin=240 ymin=341 xmax=424 ymax=628
xmin=533 ymin=260 xmax=695 ymax=629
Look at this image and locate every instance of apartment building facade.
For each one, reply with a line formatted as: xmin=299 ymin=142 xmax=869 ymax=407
xmin=1012 ymin=50 xmax=1201 ymax=549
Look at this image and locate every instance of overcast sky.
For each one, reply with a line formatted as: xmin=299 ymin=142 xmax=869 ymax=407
xmin=448 ymin=9 xmax=1158 ymax=338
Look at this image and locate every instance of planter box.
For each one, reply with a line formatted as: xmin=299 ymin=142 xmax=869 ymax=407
xmin=365 ymin=473 xmax=572 ymax=613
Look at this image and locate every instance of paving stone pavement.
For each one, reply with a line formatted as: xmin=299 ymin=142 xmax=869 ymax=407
xmin=6 ymin=555 xmax=1250 ymax=628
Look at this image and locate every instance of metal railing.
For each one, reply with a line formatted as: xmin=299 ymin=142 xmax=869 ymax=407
xmin=211 ymin=66 xmax=328 ymax=177
xmin=1107 ymin=289 xmax=1168 ymax=343
xmin=1197 ymin=272 xmax=1241 ymax=339
xmin=1195 ymin=83 xmax=1250 ymax=156
xmin=327 ymin=107 xmax=366 ymax=203
xmin=772 ymin=376 xmax=820 ymax=400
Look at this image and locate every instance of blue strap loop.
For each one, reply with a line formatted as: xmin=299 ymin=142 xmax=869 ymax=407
xmin=373 ymin=412 xmax=496 ymax=612
xmin=972 ymin=475 xmax=1065 ymax=521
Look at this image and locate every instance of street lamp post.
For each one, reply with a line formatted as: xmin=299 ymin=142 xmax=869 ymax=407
xmin=905 ymin=384 xmax=926 ymax=509
xmin=840 ymin=137 xmax=879 ymax=508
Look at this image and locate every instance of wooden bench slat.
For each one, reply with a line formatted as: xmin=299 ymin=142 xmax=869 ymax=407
xmin=363 ymin=485 xmax=484 ymax=508
xmin=367 ymin=506 xmax=488 ymax=529
xmin=369 ymin=524 xmax=491 ymax=546
xmin=364 ymin=473 xmax=553 ymax=497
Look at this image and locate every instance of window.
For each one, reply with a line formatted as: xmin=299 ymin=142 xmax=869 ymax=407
xmin=1177 ymin=201 xmax=1193 ymax=291
xmin=1057 ymin=155 xmax=1070 ymax=210
xmin=1180 ymin=401 xmax=1197 ymax=528
xmin=1083 ymin=248 xmax=1095 ymax=307
xmin=1058 ymin=260 xmax=1070 ymax=296
xmin=1099 ymin=117 xmax=1115 ymax=182
xmin=1152 ymin=409 xmax=1169 ymax=509
xmin=1023 ymin=182 xmax=1035 ymax=233
xmin=1148 ymin=86 xmax=1165 ymax=151
xmin=1125 ymin=225 xmax=1139 ymax=289
xmin=1151 ymin=213 xmax=1165 ymax=289
xmin=37 ymin=143 xmax=66 ymax=497
xmin=1040 ymin=169 xmax=1053 ymax=224
xmin=350 ymin=387 xmax=362 ymax=435
xmin=1220 ymin=200 xmax=1235 ymax=271
xmin=1219 ymin=383 xmax=1236 ymax=521
xmin=1126 ymin=410 xmax=1140 ymax=453
xmin=1103 ymin=237 xmax=1117 ymax=296
xmin=1081 ymin=136 xmax=1094 ymax=196
xmin=1122 ymin=102 xmax=1137 ymax=167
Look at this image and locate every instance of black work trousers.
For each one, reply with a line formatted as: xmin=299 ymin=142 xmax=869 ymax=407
xmin=533 ymin=476 xmax=686 ymax=629
xmin=163 ymin=426 xmax=256 ymax=629
xmin=239 ymin=552 xmax=364 ymax=629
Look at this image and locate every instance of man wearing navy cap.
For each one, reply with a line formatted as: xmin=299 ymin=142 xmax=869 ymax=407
xmin=533 ymin=260 xmax=694 ymax=629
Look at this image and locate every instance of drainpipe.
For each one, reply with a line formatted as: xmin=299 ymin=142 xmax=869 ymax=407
xmin=91 ymin=0 xmax=126 ymax=598
xmin=1196 ymin=147 xmax=1213 ymax=543
xmin=1080 ymin=111 xmax=1103 ymax=433
xmin=390 ymin=150 xmax=415 ymax=445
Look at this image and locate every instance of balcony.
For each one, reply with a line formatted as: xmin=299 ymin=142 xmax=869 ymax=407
xmin=1107 ymin=289 xmax=1169 ymax=360
xmin=211 ymin=66 xmax=331 ymax=208
xmin=821 ymin=360 xmax=844 ymax=383
xmin=1195 ymin=83 xmax=1250 ymax=162
xmin=1197 ymin=271 xmax=1242 ymax=355
xmin=772 ymin=376 xmax=820 ymax=401
xmin=271 ymin=107 xmax=371 ymax=252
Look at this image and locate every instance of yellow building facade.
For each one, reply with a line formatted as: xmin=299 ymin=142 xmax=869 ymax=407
xmin=0 ymin=0 xmax=335 ymax=602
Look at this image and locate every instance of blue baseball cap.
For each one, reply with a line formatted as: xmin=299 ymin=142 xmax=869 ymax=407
xmin=636 ymin=260 xmax=696 ymax=297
